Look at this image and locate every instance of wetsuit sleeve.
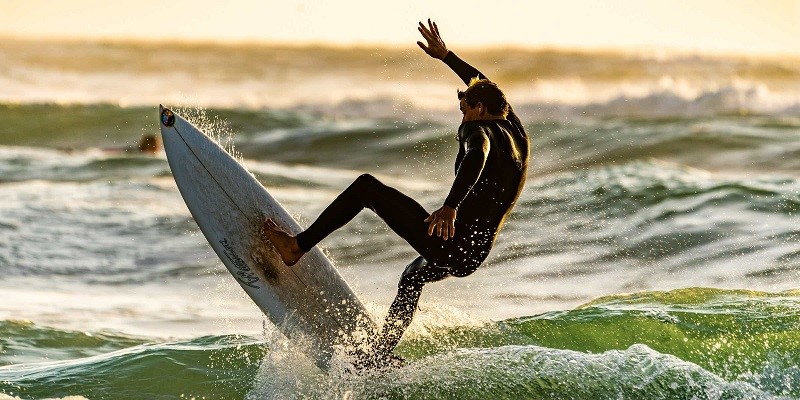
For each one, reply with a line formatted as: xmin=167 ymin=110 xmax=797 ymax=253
xmin=453 ymin=139 xmax=464 ymax=175
xmin=444 ymin=125 xmax=489 ymax=210
xmin=442 ymin=51 xmax=487 ymax=84
xmin=442 ymin=51 xmax=524 ymax=136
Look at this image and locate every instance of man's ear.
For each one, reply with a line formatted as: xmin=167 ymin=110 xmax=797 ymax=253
xmin=477 ymin=102 xmax=485 ymax=115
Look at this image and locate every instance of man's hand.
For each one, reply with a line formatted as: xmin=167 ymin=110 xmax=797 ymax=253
xmin=425 ymin=205 xmax=457 ymax=240
xmin=417 ymin=19 xmax=448 ymax=60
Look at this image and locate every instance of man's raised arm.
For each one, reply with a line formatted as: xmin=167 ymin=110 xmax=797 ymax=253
xmin=417 ymin=19 xmax=485 ymax=84
xmin=417 ymin=19 xmax=522 ymax=129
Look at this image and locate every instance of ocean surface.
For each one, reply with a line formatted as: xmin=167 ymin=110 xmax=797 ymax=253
xmin=0 ymin=39 xmax=799 ymax=399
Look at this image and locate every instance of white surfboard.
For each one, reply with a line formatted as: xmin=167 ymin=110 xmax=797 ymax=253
xmin=159 ymin=105 xmax=377 ymax=370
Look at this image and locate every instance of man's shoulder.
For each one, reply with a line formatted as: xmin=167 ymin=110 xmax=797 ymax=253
xmin=459 ymin=120 xmax=528 ymax=148
xmin=459 ymin=119 xmax=507 ymax=133
xmin=462 ymin=119 xmax=520 ymax=137
xmin=458 ymin=121 xmax=488 ymax=141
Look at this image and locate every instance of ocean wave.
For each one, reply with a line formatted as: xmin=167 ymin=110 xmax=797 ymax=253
xmin=492 ymin=160 xmax=799 ymax=295
xmin=4 ymin=39 xmax=800 ymax=119
xmin=338 ymin=344 xmax=772 ymax=400
xmin=3 ymin=287 xmax=799 ymax=399
xmin=0 ymin=146 xmax=170 ymax=183
xmin=0 ymin=331 xmax=264 ymax=399
xmin=4 ymin=102 xmax=799 ymax=179
xmin=512 ymin=160 xmax=800 ymax=237
xmin=573 ymin=80 xmax=800 ymax=119
xmin=0 ymin=41 xmax=800 ymax=121
xmin=0 ymin=320 xmax=149 ymax=365
xmin=544 ymin=161 xmax=798 ymax=217
xmin=160 ymin=81 xmax=800 ymax=121
xmin=3 ymin=99 xmax=800 ymax=146
xmin=291 ymin=78 xmax=800 ymax=121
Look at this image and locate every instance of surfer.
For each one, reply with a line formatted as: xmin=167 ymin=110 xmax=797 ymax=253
xmin=263 ymin=19 xmax=529 ymax=365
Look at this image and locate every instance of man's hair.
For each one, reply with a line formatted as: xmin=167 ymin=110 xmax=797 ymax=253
xmin=457 ymin=77 xmax=509 ymax=117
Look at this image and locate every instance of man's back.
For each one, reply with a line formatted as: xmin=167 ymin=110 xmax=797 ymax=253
xmin=455 ymin=118 xmax=529 ymax=234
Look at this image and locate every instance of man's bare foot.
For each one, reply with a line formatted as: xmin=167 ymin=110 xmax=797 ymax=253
xmin=261 ymin=219 xmax=305 ymax=266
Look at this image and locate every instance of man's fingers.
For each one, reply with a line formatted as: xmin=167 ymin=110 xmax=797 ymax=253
xmin=418 ymin=22 xmax=429 ymax=36
xmin=420 ymin=20 xmax=430 ymax=32
xmin=417 ymin=27 xmax=430 ymax=44
xmin=417 ymin=41 xmax=429 ymax=53
xmin=429 ymin=19 xmax=442 ymax=43
xmin=419 ymin=22 xmax=435 ymax=40
xmin=424 ymin=207 xmax=458 ymax=239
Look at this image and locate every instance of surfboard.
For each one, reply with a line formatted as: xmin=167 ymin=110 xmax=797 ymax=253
xmin=158 ymin=105 xmax=377 ymax=370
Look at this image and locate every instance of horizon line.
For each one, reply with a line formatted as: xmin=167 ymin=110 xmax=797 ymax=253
xmin=2 ymin=33 xmax=799 ymax=60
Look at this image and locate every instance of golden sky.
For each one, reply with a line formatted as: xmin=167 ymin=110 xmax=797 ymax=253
xmin=1 ymin=0 xmax=798 ymax=55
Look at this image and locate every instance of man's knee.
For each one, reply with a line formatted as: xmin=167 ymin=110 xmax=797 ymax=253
xmin=351 ymin=174 xmax=385 ymax=200
xmin=355 ymin=173 xmax=380 ymax=188
xmin=399 ymin=256 xmax=426 ymax=287
xmin=398 ymin=256 xmax=449 ymax=289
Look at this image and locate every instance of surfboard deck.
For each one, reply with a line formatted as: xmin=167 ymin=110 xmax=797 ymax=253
xmin=159 ymin=106 xmax=377 ymax=370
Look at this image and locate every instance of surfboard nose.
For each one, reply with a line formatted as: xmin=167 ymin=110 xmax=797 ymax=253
xmin=160 ymin=105 xmax=175 ymax=127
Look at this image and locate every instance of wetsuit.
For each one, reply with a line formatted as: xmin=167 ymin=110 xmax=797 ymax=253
xmin=295 ymin=51 xmax=529 ymax=357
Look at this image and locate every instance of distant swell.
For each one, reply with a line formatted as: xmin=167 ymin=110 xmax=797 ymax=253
xmin=2 ymin=40 xmax=800 ymax=119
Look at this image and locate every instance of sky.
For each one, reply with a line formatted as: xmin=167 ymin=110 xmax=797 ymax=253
xmin=1 ymin=0 xmax=799 ymax=55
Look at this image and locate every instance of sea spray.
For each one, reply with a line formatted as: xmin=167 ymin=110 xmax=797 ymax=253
xmin=243 ymin=290 xmax=800 ymax=399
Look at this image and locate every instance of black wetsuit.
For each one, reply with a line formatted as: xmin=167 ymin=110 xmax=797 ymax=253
xmin=295 ymin=51 xmax=530 ymax=357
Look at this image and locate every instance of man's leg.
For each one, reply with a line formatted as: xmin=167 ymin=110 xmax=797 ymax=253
xmin=296 ymin=174 xmax=442 ymax=258
xmin=262 ymin=173 xmax=437 ymax=266
xmin=371 ymin=256 xmax=450 ymax=358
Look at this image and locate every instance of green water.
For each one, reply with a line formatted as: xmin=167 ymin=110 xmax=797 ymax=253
xmin=3 ymin=288 xmax=799 ymax=399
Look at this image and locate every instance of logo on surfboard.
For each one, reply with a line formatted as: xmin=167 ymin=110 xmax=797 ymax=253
xmin=161 ymin=108 xmax=175 ymax=127
xmin=219 ymin=238 xmax=260 ymax=289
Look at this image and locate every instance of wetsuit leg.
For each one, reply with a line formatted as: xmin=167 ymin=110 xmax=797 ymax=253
xmin=296 ymin=174 xmax=449 ymax=261
xmin=372 ymin=256 xmax=450 ymax=357
xmin=294 ymin=174 xmax=473 ymax=359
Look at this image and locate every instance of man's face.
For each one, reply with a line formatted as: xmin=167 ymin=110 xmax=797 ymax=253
xmin=460 ymin=98 xmax=483 ymax=123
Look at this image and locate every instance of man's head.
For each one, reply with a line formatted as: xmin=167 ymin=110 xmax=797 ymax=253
xmin=457 ymin=78 xmax=509 ymax=122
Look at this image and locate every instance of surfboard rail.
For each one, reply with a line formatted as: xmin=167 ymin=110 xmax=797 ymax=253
xmin=159 ymin=105 xmax=377 ymax=370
